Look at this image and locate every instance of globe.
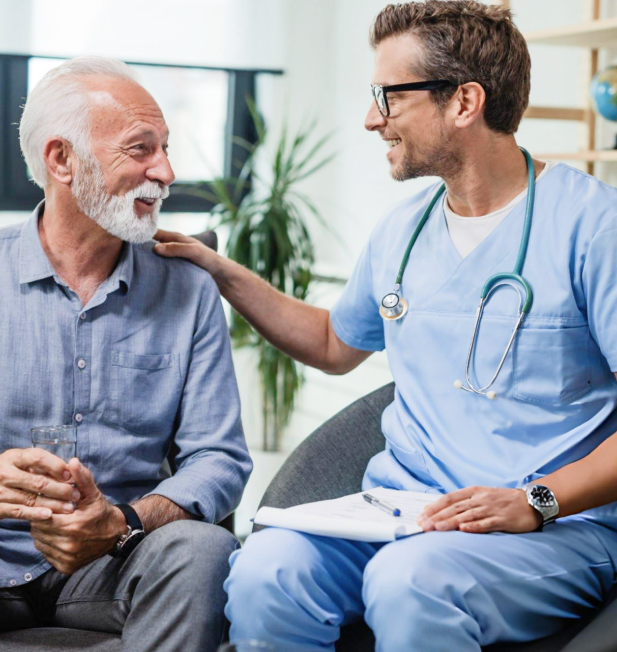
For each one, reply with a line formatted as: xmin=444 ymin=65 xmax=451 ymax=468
xmin=591 ymin=64 xmax=617 ymax=122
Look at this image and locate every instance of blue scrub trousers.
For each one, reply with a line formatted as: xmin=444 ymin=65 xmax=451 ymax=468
xmin=225 ymin=519 xmax=617 ymax=652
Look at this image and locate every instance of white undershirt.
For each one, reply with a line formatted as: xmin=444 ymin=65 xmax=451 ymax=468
xmin=444 ymin=161 xmax=557 ymax=259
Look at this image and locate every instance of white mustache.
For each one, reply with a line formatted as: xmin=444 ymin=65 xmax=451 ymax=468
xmin=127 ymin=182 xmax=170 ymax=201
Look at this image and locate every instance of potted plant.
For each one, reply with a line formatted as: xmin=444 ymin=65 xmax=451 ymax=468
xmin=202 ymin=100 xmax=334 ymax=452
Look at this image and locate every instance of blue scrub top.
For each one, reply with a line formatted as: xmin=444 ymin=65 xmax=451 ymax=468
xmin=331 ymin=164 xmax=617 ymax=526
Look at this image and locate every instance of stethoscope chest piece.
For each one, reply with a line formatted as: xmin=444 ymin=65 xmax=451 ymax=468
xmin=380 ymin=292 xmax=409 ymax=321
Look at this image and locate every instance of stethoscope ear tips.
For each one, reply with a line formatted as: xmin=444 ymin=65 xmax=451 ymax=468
xmin=453 ymin=380 xmax=498 ymax=400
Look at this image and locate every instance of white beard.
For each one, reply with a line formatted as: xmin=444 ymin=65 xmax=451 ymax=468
xmin=71 ymin=156 xmax=169 ymax=244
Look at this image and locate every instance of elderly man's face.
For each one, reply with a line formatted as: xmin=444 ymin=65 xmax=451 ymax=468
xmin=70 ymin=77 xmax=175 ymax=243
xmin=88 ymin=77 xmax=174 ymax=207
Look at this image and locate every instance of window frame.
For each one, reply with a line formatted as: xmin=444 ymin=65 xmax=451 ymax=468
xmin=0 ymin=54 xmax=283 ymax=213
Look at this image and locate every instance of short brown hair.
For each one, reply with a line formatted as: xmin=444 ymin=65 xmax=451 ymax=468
xmin=370 ymin=1 xmax=531 ymax=135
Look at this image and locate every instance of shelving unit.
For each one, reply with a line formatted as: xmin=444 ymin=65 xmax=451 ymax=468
xmin=519 ymin=0 xmax=615 ymax=175
xmin=532 ymin=150 xmax=617 ymax=162
xmin=524 ymin=16 xmax=617 ymax=49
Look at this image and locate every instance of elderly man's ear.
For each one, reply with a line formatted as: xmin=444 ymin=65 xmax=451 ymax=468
xmin=43 ymin=138 xmax=77 ymax=185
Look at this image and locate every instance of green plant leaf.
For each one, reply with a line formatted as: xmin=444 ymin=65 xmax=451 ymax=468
xmin=200 ymin=99 xmax=335 ymax=450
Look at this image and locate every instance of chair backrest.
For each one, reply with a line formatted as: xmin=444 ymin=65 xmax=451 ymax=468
xmin=191 ymin=230 xmax=218 ymax=252
xmin=255 ymin=383 xmax=394 ymax=529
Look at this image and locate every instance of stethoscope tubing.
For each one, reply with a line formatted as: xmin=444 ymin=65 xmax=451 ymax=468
xmin=382 ymin=147 xmax=536 ymax=398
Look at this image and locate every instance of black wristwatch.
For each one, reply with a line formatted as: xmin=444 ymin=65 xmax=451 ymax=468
xmin=110 ymin=503 xmax=146 ymax=559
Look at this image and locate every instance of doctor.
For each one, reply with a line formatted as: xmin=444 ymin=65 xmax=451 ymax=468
xmin=155 ymin=1 xmax=617 ymax=650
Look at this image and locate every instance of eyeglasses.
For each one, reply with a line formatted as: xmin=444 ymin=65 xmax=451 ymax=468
xmin=371 ymin=80 xmax=456 ymax=117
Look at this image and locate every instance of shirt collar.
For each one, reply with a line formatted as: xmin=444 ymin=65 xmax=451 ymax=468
xmin=19 ymin=200 xmax=134 ymax=292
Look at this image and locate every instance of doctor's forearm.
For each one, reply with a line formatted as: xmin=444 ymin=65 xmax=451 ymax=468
xmin=540 ymin=428 xmax=617 ymax=518
xmin=211 ymin=256 xmax=364 ymax=373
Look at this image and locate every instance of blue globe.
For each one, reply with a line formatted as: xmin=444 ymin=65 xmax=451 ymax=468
xmin=591 ymin=65 xmax=617 ymax=122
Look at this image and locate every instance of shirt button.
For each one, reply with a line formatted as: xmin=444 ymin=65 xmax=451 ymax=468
xmin=79 ymin=313 xmax=87 ymax=320
xmin=75 ymin=413 xmax=83 ymax=423
xmin=9 ymin=579 xmax=16 ymax=586
xmin=24 ymin=573 xmax=32 ymax=582
xmin=77 ymin=359 xmax=87 ymax=369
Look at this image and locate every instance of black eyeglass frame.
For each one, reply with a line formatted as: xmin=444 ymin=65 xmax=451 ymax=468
xmin=371 ymin=80 xmax=456 ymax=117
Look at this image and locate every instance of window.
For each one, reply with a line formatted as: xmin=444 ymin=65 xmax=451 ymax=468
xmin=0 ymin=54 xmax=282 ymax=212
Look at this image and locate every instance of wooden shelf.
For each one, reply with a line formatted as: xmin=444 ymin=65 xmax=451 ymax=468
xmin=534 ymin=150 xmax=617 ymax=162
xmin=524 ymin=17 xmax=617 ymax=48
xmin=524 ymin=106 xmax=588 ymax=121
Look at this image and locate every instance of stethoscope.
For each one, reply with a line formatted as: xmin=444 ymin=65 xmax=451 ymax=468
xmin=380 ymin=147 xmax=535 ymax=400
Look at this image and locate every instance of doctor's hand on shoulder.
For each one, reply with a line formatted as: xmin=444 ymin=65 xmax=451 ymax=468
xmin=417 ymin=486 xmax=542 ymax=534
xmin=154 ymin=230 xmax=223 ymax=277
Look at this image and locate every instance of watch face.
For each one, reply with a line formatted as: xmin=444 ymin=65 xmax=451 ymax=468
xmin=530 ymin=485 xmax=556 ymax=507
xmin=118 ymin=529 xmax=146 ymax=558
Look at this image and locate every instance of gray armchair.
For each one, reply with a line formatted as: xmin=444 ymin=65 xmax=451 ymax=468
xmin=256 ymin=382 xmax=617 ymax=652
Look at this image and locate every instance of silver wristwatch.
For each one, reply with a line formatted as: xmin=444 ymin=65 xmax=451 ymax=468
xmin=522 ymin=484 xmax=559 ymax=528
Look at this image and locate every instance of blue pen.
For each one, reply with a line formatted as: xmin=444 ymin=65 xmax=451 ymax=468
xmin=363 ymin=493 xmax=401 ymax=517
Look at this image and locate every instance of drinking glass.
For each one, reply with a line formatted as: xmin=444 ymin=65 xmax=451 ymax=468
xmin=217 ymin=642 xmax=276 ymax=652
xmin=31 ymin=425 xmax=77 ymax=462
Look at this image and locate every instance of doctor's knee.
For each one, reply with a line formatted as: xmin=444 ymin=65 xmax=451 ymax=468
xmin=225 ymin=527 xmax=321 ymax=606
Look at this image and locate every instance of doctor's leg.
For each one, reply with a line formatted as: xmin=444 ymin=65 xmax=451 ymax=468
xmin=224 ymin=527 xmax=378 ymax=652
xmin=363 ymin=519 xmax=615 ymax=652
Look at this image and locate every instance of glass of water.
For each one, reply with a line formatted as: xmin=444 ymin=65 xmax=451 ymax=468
xmin=31 ymin=425 xmax=77 ymax=462
xmin=217 ymin=642 xmax=276 ymax=652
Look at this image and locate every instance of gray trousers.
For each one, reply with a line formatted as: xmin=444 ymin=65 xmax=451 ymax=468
xmin=0 ymin=520 xmax=239 ymax=652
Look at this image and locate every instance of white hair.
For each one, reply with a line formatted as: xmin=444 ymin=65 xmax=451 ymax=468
xmin=19 ymin=56 xmax=137 ymax=188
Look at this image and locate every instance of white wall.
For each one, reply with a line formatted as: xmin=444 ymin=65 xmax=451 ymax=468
xmin=1 ymin=0 xmax=287 ymax=70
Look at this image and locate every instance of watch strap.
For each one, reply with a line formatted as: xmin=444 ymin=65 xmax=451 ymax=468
xmin=115 ymin=503 xmax=144 ymax=533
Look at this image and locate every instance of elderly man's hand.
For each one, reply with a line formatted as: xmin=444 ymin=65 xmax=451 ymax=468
xmin=0 ymin=448 xmax=78 ymax=521
xmin=30 ymin=459 xmax=126 ymax=575
xmin=416 ymin=486 xmax=542 ymax=534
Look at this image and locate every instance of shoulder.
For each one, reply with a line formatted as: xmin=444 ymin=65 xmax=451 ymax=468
xmin=367 ymin=181 xmax=444 ymax=253
xmin=544 ymin=164 xmax=617 ymax=229
xmin=373 ymin=182 xmax=444 ymax=233
xmin=131 ymin=240 xmax=220 ymax=299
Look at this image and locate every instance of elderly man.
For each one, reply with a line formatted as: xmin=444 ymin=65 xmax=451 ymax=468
xmin=155 ymin=2 xmax=617 ymax=651
xmin=0 ymin=56 xmax=251 ymax=652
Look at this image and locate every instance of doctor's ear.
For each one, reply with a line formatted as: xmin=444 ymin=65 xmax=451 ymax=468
xmin=449 ymin=82 xmax=486 ymax=129
xmin=43 ymin=137 xmax=76 ymax=185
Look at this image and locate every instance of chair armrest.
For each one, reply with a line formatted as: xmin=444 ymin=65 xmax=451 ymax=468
xmin=255 ymin=382 xmax=394 ymax=530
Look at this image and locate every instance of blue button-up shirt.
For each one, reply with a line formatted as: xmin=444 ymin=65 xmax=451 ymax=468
xmin=0 ymin=203 xmax=252 ymax=587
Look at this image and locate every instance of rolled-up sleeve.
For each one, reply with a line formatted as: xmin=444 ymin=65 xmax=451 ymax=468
xmin=144 ymin=275 xmax=252 ymax=522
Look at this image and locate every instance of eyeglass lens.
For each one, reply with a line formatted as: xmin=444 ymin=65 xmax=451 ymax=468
xmin=372 ymin=86 xmax=387 ymax=116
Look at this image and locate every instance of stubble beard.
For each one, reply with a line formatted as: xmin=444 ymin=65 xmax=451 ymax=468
xmin=71 ymin=155 xmax=168 ymax=244
xmin=391 ymin=118 xmax=462 ymax=182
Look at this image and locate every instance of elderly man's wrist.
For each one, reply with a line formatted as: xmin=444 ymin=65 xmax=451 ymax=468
xmin=109 ymin=505 xmax=129 ymax=540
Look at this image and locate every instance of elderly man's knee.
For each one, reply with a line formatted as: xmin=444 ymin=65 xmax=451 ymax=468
xmin=143 ymin=519 xmax=238 ymax=574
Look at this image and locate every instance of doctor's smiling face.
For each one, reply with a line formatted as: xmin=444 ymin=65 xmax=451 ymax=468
xmin=365 ymin=33 xmax=464 ymax=182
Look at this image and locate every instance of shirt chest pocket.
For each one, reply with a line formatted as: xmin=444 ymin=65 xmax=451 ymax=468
xmin=513 ymin=326 xmax=592 ymax=404
xmin=110 ymin=351 xmax=183 ymax=435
